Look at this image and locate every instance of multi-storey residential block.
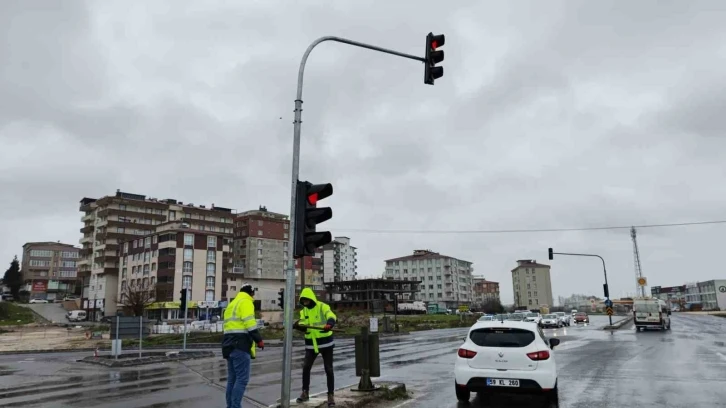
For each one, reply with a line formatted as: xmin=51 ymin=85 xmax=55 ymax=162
xmin=384 ymin=249 xmax=474 ymax=309
xmin=21 ymin=242 xmax=79 ymax=301
xmin=322 ymin=237 xmax=357 ymax=283
xmin=472 ymin=276 xmax=500 ymax=305
xmin=78 ymin=190 xmax=234 ymax=319
xmin=511 ymin=259 xmax=553 ymax=309
xmin=118 ymin=220 xmax=232 ymax=321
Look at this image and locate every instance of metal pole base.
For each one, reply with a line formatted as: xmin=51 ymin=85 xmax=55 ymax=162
xmin=355 ymin=369 xmax=376 ymax=392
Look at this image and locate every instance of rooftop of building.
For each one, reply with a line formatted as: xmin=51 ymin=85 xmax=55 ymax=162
xmin=22 ymin=241 xmax=78 ymax=249
xmin=235 ymin=205 xmax=289 ymax=220
xmin=385 ymin=249 xmax=471 ymax=263
xmin=511 ymin=259 xmax=550 ymax=272
xmin=472 ymin=276 xmax=499 ymax=284
xmin=80 ymin=189 xmax=234 ymax=214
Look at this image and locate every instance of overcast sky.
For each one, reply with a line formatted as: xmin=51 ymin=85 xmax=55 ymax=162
xmin=2 ymin=1 xmax=726 ymax=304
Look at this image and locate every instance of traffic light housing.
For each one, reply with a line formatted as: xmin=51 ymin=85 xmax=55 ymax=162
xmin=179 ymin=288 xmax=187 ymax=312
xmin=603 ymin=283 xmax=610 ymax=299
xmin=278 ymin=289 xmax=285 ymax=310
xmin=424 ymin=32 xmax=445 ymax=85
xmin=293 ymin=180 xmax=333 ymax=258
xmin=548 ymin=248 xmax=554 ymax=260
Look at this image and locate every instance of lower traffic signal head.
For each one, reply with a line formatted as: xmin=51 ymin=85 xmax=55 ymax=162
xmin=548 ymin=248 xmax=554 ymax=260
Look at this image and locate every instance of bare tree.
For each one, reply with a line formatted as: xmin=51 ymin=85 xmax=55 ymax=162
xmin=116 ymin=282 xmax=156 ymax=317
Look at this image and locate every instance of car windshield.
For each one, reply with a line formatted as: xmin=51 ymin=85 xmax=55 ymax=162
xmin=470 ymin=327 xmax=536 ymax=348
xmin=635 ymin=303 xmax=660 ymax=313
xmin=555 ymin=312 xmax=565 ymax=316
xmin=576 ymin=312 xmax=587 ymax=316
xmin=544 ymin=314 xmax=557 ymax=319
xmin=526 ymin=313 xmax=538 ymax=317
xmin=507 ymin=313 xmax=524 ymax=320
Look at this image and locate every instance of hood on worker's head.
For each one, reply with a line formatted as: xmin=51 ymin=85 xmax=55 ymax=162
xmin=299 ymin=288 xmax=318 ymax=306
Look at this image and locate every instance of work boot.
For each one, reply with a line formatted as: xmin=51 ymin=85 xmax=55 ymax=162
xmin=296 ymin=390 xmax=309 ymax=403
xmin=327 ymin=393 xmax=335 ymax=407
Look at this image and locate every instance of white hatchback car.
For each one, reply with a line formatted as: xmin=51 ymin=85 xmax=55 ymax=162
xmin=454 ymin=320 xmax=560 ymax=403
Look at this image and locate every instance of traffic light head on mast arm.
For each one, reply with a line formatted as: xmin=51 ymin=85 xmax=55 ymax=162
xmin=424 ymin=32 xmax=445 ymax=85
xmin=293 ymin=180 xmax=333 ymax=258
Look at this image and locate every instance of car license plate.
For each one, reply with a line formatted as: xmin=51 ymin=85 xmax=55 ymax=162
xmin=487 ymin=378 xmax=520 ymax=387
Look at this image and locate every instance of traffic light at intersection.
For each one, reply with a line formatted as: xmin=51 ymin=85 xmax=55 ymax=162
xmin=293 ymin=180 xmax=333 ymax=258
xmin=424 ymin=32 xmax=445 ymax=85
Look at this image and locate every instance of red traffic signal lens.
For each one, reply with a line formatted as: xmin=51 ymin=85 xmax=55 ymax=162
xmin=307 ymin=193 xmax=318 ymax=205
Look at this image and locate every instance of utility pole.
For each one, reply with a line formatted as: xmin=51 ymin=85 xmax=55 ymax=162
xmin=280 ymin=35 xmax=443 ymax=408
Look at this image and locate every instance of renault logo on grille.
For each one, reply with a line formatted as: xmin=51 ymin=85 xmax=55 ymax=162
xmin=498 ymin=352 xmax=504 ymax=357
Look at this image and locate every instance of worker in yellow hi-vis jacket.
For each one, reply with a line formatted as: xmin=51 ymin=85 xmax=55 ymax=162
xmin=294 ymin=288 xmax=337 ymax=407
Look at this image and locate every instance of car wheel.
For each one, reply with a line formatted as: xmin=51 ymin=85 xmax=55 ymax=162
xmin=455 ymin=383 xmax=470 ymax=402
xmin=545 ymin=380 xmax=559 ymax=405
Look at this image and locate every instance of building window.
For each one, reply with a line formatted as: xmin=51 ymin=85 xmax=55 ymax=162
xmin=207 ymin=250 xmax=216 ymax=263
xmin=144 ymin=252 xmax=150 ymax=262
xmin=184 ymin=249 xmax=193 ymax=260
xmin=152 ymin=235 xmax=157 ymax=244
xmin=208 ymin=236 xmax=217 ymax=248
xmin=143 ymin=265 xmax=150 ymax=275
xmin=121 ymin=280 xmax=127 ymax=291
xmin=121 ymin=268 xmax=127 ymax=278
xmin=182 ymin=276 xmax=192 ymax=289
xmin=142 ymin=278 xmax=149 ymax=288
xmin=132 ymin=240 xmax=137 ymax=249
xmin=258 ymin=220 xmax=263 ymax=226
xmin=184 ymin=234 xmax=193 ymax=246
xmin=205 ymin=290 xmax=214 ymax=301
xmin=258 ymin=230 xmax=263 ymax=236
xmin=144 ymin=237 xmax=151 ymax=248
xmin=183 ymin=261 xmax=193 ymax=273
xmin=206 ymin=263 xmax=215 ymax=276
xmin=284 ymin=233 xmax=288 ymax=239
xmin=150 ymin=277 xmax=156 ymax=286
xmin=257 ymin=249 xmax=262 ymax=256
xmin=123 ymin=243 xmax=128 ymax=253
xmin=206 ymin=277 xmax=215 ymax=288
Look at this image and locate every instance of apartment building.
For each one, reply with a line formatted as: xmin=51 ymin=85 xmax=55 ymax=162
xmin=511 ymin=259 xmax=553 ymax=309
xmin=21 ymin=242 xmax=79 ymax=301
xmin=472 ymin=276 xmax=500 ymax=305
xmin=651 ymin=285 xmax=687 ymax=309
xmin=228 ymin=206 xmax=324 ymax=307
xmin=118 ymin=221 xmax=232 ymax=320
xmin=384 ymin=249 xmax=474 ymax=309
xmin=322 ymin=237 xmax=357 ymax=283
xmin=78 ymin=190 xmax=234 ymax=318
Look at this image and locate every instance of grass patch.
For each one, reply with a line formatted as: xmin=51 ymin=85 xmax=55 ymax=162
xmin=378 ymin=385 xmax=409 ymax=401
xmin=0 ymin=303 xmax=35 ymax=326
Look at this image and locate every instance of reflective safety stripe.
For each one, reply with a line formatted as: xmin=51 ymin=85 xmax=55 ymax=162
xmin=223 ymin=315 xmax=255 ymax=323
xmin=305 ymin=341 xmax=334 ymax=350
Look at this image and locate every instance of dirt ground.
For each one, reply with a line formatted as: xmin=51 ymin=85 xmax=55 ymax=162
xmin=0 ymin=324 xmax=108 ymax=352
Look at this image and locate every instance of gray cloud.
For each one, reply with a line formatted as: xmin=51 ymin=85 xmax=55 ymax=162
xmin=3 ymin=0 xmax=726 ymax=303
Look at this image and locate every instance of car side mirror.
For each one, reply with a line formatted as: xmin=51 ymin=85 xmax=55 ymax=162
xmin=549 ymin=338 xmax=560 ymax=349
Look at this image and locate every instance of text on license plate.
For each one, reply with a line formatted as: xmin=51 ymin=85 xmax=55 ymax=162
xmin=487 ymin=378 xmax=520 ymax=387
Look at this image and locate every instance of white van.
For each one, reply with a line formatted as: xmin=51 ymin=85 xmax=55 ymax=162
xmin=633 ymin=298 xmax=670 ymax=331
xmin=66 ymin=310 xmax=87 ymax=322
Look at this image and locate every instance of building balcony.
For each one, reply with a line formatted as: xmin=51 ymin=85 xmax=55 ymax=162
xmin=81 ymin=214 xmax=94 ymax=222
xmin=80 ymin=225 xmax=95 ymax=234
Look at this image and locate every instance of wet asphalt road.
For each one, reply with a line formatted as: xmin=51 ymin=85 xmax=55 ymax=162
xmin=0 ymin=314 xmax=724 ymax=407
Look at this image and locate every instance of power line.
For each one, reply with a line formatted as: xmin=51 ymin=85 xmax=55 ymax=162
xmin=335 ymin=219 xmax=726 ymax=234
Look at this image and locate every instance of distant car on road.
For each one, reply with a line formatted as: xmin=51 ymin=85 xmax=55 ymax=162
xmin=554 ymin=312 xmax=570 ymax=326
xmin=454 ymin=320 xmax=560 ymax=404
xmin=29 ymin=299 xmax=49 ymax=304
xmin=478 ymin=315 xmax=495 ymax=322
xmin=506 ymin=313 xmax=526 ymax=321
xmin=524 ymin=312 xmax=542 ymax=325
xmin=571 ymin=309 xmax=578 ymax=318
xmin=573 ymin=312 xmax=589 ymax=324
xmin=540 ymin=314 xmax=562 ymax=328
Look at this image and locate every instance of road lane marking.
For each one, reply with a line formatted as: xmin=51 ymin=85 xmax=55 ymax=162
xmin=717 ymin=352 xmax=726 ymax=362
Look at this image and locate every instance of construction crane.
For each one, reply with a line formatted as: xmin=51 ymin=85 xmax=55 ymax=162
xmin=631 ymin=227 xmax=646 ymax=297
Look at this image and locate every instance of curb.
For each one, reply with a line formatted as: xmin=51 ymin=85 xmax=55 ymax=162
xmin=602 ymin=316 xmax=633 ymax=330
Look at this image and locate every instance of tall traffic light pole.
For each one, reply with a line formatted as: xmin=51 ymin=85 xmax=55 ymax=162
xmin=281 ymin=35 xmax=444 ymax=408
xmin=548 ymin=248 xmax=612 ymax=326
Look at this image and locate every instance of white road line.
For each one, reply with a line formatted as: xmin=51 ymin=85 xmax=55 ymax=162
xmin=717 ymin=352 xmax=726 ymax=362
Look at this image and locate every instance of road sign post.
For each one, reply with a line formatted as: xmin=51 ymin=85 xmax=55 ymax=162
xmin=281 ymin=35 xmax=444 ymax=408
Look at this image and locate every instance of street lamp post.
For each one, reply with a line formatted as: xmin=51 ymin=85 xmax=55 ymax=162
xmin=548 ymin=250 xmax=613 ymax=326
xmin=280 ymin=36 xmax=433 ymax=408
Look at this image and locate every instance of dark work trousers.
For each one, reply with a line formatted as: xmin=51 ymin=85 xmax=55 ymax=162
xmin=302 ymin=347 xmax=335 ymax=394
